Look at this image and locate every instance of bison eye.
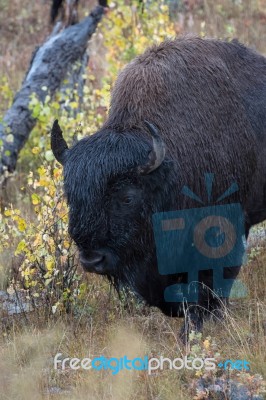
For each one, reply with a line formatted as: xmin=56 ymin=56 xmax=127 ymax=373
xmin=121 ymin=196 xmax=133 ymax=205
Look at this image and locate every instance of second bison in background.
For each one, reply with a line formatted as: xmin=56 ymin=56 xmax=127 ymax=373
xmin=51 ymin=37 xmax=266 ymax=328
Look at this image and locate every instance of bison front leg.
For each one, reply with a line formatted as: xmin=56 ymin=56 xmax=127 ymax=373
xmin=179 ymin=307 xmax=204 ymax=344
xmin=179 ymin=265 xmax=242 ymax=344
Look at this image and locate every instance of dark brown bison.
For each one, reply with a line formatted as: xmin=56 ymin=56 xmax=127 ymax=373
xmin=51 ymin=37 xmax=266 ymax=332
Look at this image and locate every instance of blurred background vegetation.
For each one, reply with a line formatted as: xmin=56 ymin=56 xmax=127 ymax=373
xmin=0 ymin=0 xmax=265 ymax=399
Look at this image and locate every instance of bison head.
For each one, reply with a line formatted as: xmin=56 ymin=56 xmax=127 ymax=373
xmin=50 ymin=120 xmax=180 ymax=312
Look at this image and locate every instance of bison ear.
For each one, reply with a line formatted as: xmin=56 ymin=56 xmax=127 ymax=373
xmin=51 ymin=119 xmax=69 ymax=165
xmin=137 ymin=120 xmax=166 ymax=175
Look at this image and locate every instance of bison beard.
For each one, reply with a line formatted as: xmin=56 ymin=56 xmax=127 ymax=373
xmin=51 ymin=37 xmax=266 ymax=332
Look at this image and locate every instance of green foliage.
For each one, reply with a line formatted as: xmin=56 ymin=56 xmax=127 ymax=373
xmin=0 ymin=76 xmax=13 ymax=117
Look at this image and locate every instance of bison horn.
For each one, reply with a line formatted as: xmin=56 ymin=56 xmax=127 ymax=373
xmin=51 ymin=119 xmax=69 ymax=165
xmin=138 ymin=120 xmax=166 ymax=175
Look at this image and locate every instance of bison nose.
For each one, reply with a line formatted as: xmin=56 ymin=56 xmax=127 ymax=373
xmin=79 ymin=250 xmax=106 ymax=274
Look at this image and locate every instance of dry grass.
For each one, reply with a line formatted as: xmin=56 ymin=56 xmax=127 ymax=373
xmin=0 ymin=235 xmax=265 ymax=399
xmin=1 ymin=226 xmax=265 ymax=398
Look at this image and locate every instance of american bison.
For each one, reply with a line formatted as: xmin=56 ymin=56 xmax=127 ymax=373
xmin=51 ymin=37 xmax=266 ymax=332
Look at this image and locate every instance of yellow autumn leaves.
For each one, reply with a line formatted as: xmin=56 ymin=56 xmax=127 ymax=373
xmin=0 ymin=0 xmax=178 ymax=312
xmin=0 ymin=161 xmax=75 ymax=299
xmin=102 ymin=0 xmax=176 ymax=83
